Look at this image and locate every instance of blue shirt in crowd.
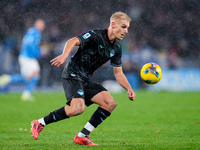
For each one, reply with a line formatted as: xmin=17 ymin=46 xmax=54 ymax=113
xmin=20 ymin=27 xmax=42 ymax=59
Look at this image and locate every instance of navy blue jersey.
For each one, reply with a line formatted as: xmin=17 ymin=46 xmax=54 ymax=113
xmin=62 ymin=29 xmax=122 ymax=81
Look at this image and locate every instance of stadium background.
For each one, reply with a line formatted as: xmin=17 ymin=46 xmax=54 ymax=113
xmin=0 ymin=0 xmax=200 ymax=92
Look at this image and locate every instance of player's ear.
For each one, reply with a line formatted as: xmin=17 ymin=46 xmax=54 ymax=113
xmin=111 ymin=21 xmax=116 ymax=29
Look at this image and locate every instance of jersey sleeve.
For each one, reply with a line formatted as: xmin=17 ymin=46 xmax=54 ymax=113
xmin=110 ymin=47 xmax=122 ymax=67
xmin=31 ymin=30 xmax=42 ymax=58
xmin=77 ymin=30 xmax=97 ymax=46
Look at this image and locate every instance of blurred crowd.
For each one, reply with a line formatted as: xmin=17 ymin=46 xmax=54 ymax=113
xmin=0 ymin=0 xmax=200 ymax=86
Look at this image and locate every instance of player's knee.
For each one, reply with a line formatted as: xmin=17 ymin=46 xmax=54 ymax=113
xmin=76 ymin=103 xmax=85 ymax=115
xmin=107 ymin=99 xmax=117 ymax=111
xmin=69 ymin=98 xmax=85 ymax=116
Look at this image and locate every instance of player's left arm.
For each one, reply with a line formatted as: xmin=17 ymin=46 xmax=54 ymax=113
xmin=113 ymin=66 xmax=136 ymax=101
xmin=32 ymin=30 xmax=42 ymax=58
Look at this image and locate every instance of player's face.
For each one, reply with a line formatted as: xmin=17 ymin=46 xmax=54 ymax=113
xmin=35 ymin=20 xmax=45 ymax=32
xmin=38 ymin=21 xmax=45 ymax=32
xmin=113 ymin=19 xmax=130 ymax=40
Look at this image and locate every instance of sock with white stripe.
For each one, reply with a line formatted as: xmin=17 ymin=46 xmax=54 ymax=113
xmin=38 ymin=118 xmax=46 ymax=126
xmin=78 ymin=107 xmax=111 ymax=137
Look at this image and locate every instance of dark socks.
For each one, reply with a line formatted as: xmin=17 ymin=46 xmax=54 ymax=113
xmin=44 ymin=106 xmax=69 ymax=125
xmin=80 ymin=107 xmax=111 ymax=136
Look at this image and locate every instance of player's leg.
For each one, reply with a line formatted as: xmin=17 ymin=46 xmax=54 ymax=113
xmin=31 ymin=97 xmax=85 ymax=140
xmin=19 ymin=56 xmax=40 ymax=101
xmin=75 ymin=82 xmax=116 ymax=145
xmin=40 ymin=98 xmax=85 ymax=125
xmin=31 ymin=77 xmax=85 ymax=140
xmin=77 ymin=91 xmax=116 ymax=137
xmin=0 ymin=74 xmax=26 ymax=88
xmin=22 ymin=71 xmax=40 ymax=101
xmin=92 ymin=91 xmax=117 ymax=112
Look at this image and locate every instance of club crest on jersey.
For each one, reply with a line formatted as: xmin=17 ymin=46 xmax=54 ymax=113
xmin=83 ymin=33 xmax=91 ymax=39
xmin=110 ymin=50 xmax=115 ymax=57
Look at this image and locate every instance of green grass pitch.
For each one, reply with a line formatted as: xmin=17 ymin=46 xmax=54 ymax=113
xmin=0 ymin=90 xmax=200 ymax=150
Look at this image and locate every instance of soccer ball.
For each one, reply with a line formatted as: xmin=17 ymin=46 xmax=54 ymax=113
xmin=140 ymin=63 xmax=162 ymax=84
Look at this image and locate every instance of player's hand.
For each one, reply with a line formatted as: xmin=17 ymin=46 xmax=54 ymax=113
xmin=127 ymin=88 xmax=136 ymax=101
xmin=50 ymin=55 xmax=66 ymax=68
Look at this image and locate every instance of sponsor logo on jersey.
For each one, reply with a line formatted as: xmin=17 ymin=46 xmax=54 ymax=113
xmin=83 ymin=33 xmax=91 ymax=39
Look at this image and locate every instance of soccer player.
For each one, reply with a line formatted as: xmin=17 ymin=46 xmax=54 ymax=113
xmin=0 ymin=19 xmax=45 ymax=101
xmin=31 ymin=12 xmax=136 ymax=145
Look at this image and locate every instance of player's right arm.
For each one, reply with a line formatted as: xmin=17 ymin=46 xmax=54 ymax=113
xmin=50 ymin=37 xmax=80 ymax=68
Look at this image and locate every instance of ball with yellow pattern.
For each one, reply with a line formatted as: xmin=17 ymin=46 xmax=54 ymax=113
xmin=140 ymin=63 xmax=162 ymax=84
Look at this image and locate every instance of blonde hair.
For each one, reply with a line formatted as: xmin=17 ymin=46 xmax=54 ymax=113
xmin=110 ymin=11 xmax=131 ymax=23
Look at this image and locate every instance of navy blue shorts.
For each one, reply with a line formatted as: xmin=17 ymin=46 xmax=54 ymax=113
xmin=61 ymin=77 xmax=107 ymax=106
